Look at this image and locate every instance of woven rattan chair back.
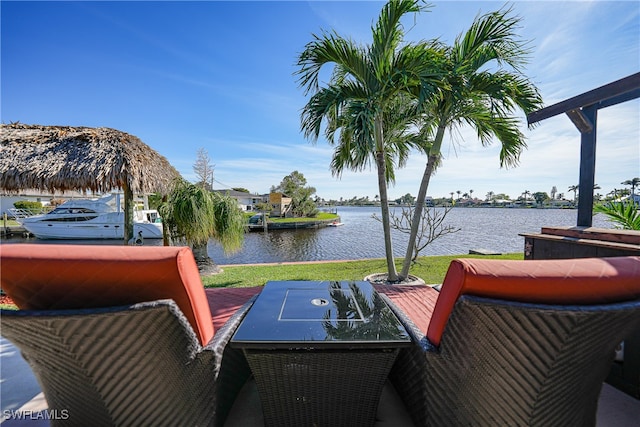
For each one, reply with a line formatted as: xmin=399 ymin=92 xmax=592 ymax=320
xmin=388 ymin=295 xmax=640 ymax=427
xmin=1 ymin=299 xmax=251 ymax=427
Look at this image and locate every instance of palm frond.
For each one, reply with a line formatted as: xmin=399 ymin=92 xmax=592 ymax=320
xmin=595 ymin=202 xmax=640 ymax=230
xmin=296 ymin=31 xmax=373 ymax=95
xmin=453 ymin=6 xmax=531 ymax=73
xmin=371 ymin=0 xmax=429 ymax=78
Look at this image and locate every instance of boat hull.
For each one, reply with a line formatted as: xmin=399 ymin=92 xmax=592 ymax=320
xmin=22 ymin=213 xmax=163 ymax=240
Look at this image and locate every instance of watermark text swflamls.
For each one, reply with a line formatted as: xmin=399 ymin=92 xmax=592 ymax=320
xmin=2 ymin=409 xmax=70 ymax=421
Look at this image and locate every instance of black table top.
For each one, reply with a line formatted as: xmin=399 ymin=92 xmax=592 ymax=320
xmin=231 ymin=281 xmax=412 ymax=349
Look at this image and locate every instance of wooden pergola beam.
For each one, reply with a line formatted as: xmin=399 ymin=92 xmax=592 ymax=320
xmin=526 ymin=72 xmax=640 ymax=227
xmin=527 ymin=72 xmax=640 ymax=125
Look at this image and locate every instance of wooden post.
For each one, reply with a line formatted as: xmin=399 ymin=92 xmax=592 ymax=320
xmin=123 ymin=182 xmax=134 ymax=244
xmin=576 ymin=105 xmax=597 ymax=227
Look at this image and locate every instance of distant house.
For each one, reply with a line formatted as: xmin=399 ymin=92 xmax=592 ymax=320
xmin=269 ymin=192 xmax=292 ymax=217
xmin=213 ymin=190 xmax=268 ymax=211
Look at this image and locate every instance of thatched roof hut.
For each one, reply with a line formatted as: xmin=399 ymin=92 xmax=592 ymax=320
xmin=0 ymin=123 xmax=179 ymax=194
xmin=0 ymin=123 xmax=181 ymax=242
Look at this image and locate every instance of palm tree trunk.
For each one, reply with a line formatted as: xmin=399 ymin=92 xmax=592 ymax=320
xmin=376 ymin=152 xmax=398 ymax=281
xmin=161 ymin=195 xmax=171 ymax=246
xmin=191 ymin=242 xmax=221 ymax=275
xmin=375 ymin=115 xmax=398 ymax=282
xmin=400 ymin=123 xmax=446 ymax=279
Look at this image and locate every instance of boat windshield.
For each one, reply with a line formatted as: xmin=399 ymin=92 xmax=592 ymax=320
xmin=49 ymin=207 xmax=98 ymax=215
xmin=42 ymin=207 xmax=100 ymax=222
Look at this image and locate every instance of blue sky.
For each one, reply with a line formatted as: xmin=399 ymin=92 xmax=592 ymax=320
xmin=2 ymin=0 xmax=639 ymax=201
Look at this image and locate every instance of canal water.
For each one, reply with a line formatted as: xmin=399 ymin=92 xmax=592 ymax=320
xmin=209 ymin=206 xmax=614 ymax=264
xmin=1 ymin=207 xmax=615 ymax=264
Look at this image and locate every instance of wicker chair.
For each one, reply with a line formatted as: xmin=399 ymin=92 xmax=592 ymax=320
xmin=0 ymin=244 xmax=258 ymax=427
xmin=378 ymin=256 xmax=640 ymax=427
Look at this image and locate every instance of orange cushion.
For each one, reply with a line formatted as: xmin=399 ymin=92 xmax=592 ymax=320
xmin=427 ymin=256 xmax=640 ymax=346
xmin=0 ymin=244 xmax=214 ymax=346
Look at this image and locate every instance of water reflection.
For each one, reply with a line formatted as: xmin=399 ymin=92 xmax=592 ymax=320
xmin=263 ymin=228 xmax=319 ymax=260
xmin=322 ymin=282 xmax=407 ymax=341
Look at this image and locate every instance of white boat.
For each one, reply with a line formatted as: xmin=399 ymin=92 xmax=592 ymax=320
xmin=326 ymin=221 xmax=344 ymax=227
xmin=14 ymin=194 xmax=163 ymax=240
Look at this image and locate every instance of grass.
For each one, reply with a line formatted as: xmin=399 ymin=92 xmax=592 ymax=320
xmin=202 ymin=253 xmax=523 ymax=288
xmin=268 ymin=212 xmax=338 ymax=223
xmin=245 ymin=212 xmax=339 ymax=223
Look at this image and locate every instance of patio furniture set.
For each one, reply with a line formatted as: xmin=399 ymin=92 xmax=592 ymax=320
xmin=1 ymin=244 xmax=639 ymax=426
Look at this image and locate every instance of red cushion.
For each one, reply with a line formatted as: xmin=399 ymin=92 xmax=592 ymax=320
xmin=0 ymin=244 xmax=214 ymax=346
xmin=427 ymin=256 xmax=640 ymax=346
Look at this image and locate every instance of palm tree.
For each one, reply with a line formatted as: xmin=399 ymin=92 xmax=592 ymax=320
xmin=595 ymin=201 xmax=640 ymax=230
xmin=568 ymin=185 xmax=579 ymax=204
xmin=486 ymin=191 xmax=495 ymax=201
xmin=159 ymin=179 xmax=245 ymax=274
xmin=399 ymin=7 xmax=543 ymax=279
xmin=469 ymin=189 xmax=474 ymax=200
xmin=296 ymin=0 xmax=442 ymax=282
xmin=522 ymin=190 xmax=531 ymax=203
xmin=622 ymin=177 xmax=640 ymax=196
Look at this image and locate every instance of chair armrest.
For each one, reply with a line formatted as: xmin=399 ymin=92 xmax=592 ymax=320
xmin=204 ymin=294 xmax=258 ymax=352
xmin=201 ymin=294 xmax=258 ymax=426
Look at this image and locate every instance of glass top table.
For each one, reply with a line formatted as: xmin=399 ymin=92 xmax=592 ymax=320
xmin=231 ymin=280 xmax=411 ymax=349
xmin=231 ymin=281 xmax=412 ymax=426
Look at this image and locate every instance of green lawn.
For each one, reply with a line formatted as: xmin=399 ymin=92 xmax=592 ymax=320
xmin=202 ymin=253 xmax=523 ymax=288
xmin=267 ymin=212 xmax=338 ymax=223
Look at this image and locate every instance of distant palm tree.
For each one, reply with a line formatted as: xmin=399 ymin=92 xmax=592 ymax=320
xmin=400 ymin=6 xmax=542 ymax=279
xmin=486 ymin=191 xmax=495 ymax=201
xmin=297 ymin=0 xmax=442 ymax=282
xmin=568 ymin=185 xmax=579 ymax=203
xmin=456 ymin=190 xmax=462 ymax=200
xmin=622 ymin=177 xmax=640 ymax=195
xmin=469 ymin=189 xmax=474 ymax=200
xmin=522 ymin=190 xmax=531 ymax=203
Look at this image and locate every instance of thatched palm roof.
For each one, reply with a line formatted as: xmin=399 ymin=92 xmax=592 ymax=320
xmin=0 ymin=123 xmax=180 ymax=194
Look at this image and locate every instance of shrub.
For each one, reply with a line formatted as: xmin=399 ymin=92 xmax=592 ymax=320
xmin=13 ymin=200 xmax=43 ymax=214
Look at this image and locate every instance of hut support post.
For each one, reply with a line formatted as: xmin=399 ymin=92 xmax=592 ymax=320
xmin=124 ymin=183 xmax=134 ymax=244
